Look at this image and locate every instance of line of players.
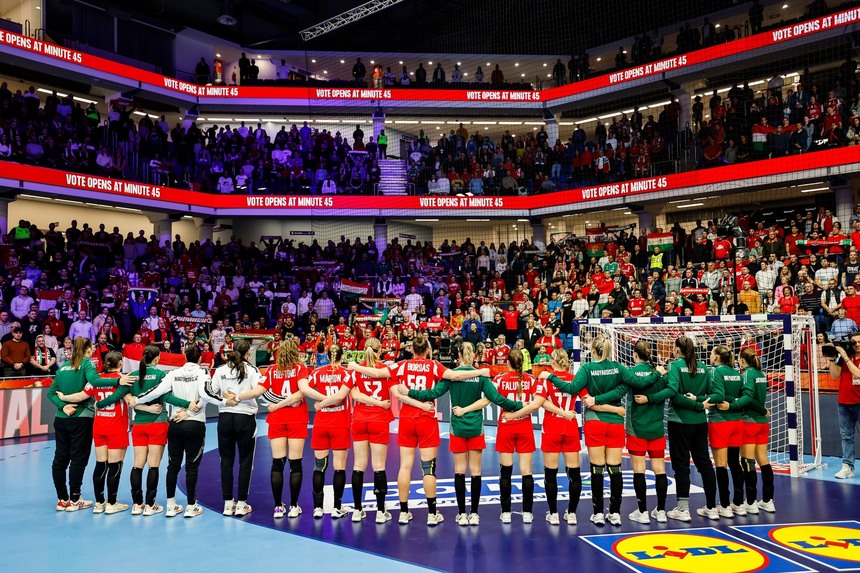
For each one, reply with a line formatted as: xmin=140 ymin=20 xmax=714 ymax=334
xmin=48 ymin=331 xmax=773 ymax=526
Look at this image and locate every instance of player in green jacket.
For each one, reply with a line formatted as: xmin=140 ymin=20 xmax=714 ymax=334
xmin=406 ymin=342 xmax=522 ymax=526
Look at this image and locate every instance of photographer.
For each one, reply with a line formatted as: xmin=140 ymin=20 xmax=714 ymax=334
xmin=825 ymin=331 xmax=860 ymax=480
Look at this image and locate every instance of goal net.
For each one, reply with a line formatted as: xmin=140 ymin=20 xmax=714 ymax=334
xmin=572 ymin=314 xmax=821 ymax=477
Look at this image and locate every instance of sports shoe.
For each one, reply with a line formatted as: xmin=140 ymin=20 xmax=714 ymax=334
xmin=56 ymin=500 xmax=70 ymax=511
xmin=607 ymin=512 xmax=622 ymax=526
xmin=718 ymin=505 xmax=734 ymax=518
xmin=563 ymin=511 xmax=577 ymax=525
xmin=546 ymin=512 xmax=560 ymax=526
xmin=105 ymin=502 xmax=129 ymax=515
xmin=65 ymin=499 xmax=93 ymax=512
xmin=500 ymin=512 xmax=512 ymax=524
xmin=222 ymin=500 xmax=236 ymax=516
xmin=352 ymin=509 xmax=366 ymax=522
xmin=522 ymin=511 xmax=534 ymax=524
xmin=398 ymin=511 xmax=413 ymax=524
xmin=92 ymin=502 xmax=106 ymax=514
xmin=287 ymin=505 xmax=302 ymax=518
xmin=757 ymin=500 xmax=776 ymax=513
xmin=131 ymin=503 xmax=144 ymax=516
xmin=667 ymin=507 xmax=692 ymax=522
xmin=468 ymin=513 xmax=480 ymax=526
xmin=184 ymin=504 xmax=203 ymax=518
xmin=234 ymin=502 xmax=252 ymax=516
xmin=313 ymin=507 xmax=324 ymax=519
xmin=629 ymin=509 xmax=650 ymax=524
xmin=166 ymin=504 xmax=183 ymax=518
xmin=835 ymin=464 xmax=855 ymax=479
xmin=376 ymin=510 xmax=392 ymax=524
xmin=650 ymin=509 xmax=668 ymax=523
xmin=456 ymin=513 xmax=470 ymax=526
xmin=742 ymin=501 xmax=760 ymax=515
xmin=427 ymin=512 xmax=444 ymax=526
xmin=589 ymin=512 xmax=605 ymax=526
xmin=696 ymin=506 xmax=719 ymax=521
xmin=330 ymin=507 xmax=350 ymax=519
xmin=730 ymin=503 xmax=748 ymax=516
xmin=143 ymin=503 xmax=163 ymax=516
xmin=273 ymin=505 xmax=287 ymax=519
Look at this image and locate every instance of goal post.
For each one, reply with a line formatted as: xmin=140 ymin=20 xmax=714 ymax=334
xmin=572 ymin=314 xmax=822 ymax=478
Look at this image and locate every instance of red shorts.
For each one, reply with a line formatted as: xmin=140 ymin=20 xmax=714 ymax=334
xmin=311 ymin=425 xmax=351 ymax=451
xmin=743 ymin=421 xmax=769 ymax=445
xmin=541 ymin=432 xmax=582 ymax=453
xmin=398 ymin=416 xmax=440 ymax=449
xmin=352 ymin=420 xmax=390 ymax=445
xmin=449 ymin=434 xmax=486 ymax=453
xmin=496 ymin=427 xmax=536 ymax=454
xmin=709 ymin=420 xmax=743 ymax=449
xmin=93 ymin=429 xmax=129 ymax=450
xmin=268 ymin=422 xmax=308 ymax=440
xmin=626 ymin=434 xmax=666 ymax=457
xmin=584 ymin=420 xmax=625 ymax=449
xmin=131 ymin=422 xmax=169 ymax=447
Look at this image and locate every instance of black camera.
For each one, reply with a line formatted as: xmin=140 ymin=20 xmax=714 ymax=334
xmin=822 ymin=341 xmax=855 ymax=359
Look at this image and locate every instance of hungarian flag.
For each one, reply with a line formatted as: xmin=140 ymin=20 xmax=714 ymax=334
xmin=37 ymin=289 xmax=64 ymax=314
xmin=340 ymin=278 xmax=370 ymax=299
xmin=647 ymin=232 xmax=674 ymax=252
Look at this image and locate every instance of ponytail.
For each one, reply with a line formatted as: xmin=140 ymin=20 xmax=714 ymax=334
xmin=739 ymin=347 xmax=761 ymax=371
xmin=412 ymin=335 xmax=429 ymax=357
xmin=591 ymin=336 xmax=612 ymax=363
xmin=363 ymin=337 xmax=381 ymax=367
xmin=228 ymin=339 xmax=251 ymax=382
xmin=327 ymin=344 xmax=344 ymax=365
xmin=277 ymin=338 xmax=300 ymax=372
xmin=69 ymin=336 xmax=93 ymax=370
xmin=508 ymin=347 xmax=524 ymax=400
xmin=459 ymin=342 xmax=476 ymax=366
xmin=675 ymin=336 xmax=698 ymax=376
xmin=139 ymin=345 xmax=161 ymax=391
xmin=713 ymin=344 xmax=734 ymax=368
xmin=633 ymin=340 xmax=652 ymax=364
xmin=551 ymin=348 xmax=569 ymax=370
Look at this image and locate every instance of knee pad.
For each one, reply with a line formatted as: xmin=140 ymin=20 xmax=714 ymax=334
xmin=742 ymin=457 xmax=756 ymax=473
xmin=500 ymin=464 xmax=513 ymax=479
xmin=590 ymin=463 xmax=605 ymax=476
xmin=289 ymin=459 xmax=302 ymax=472
xmin=272 ymin=458 xmax=285 ymax=473
xmin=421 ymin=459 xmax=436 ymax=477
xmin=314 ymin=457 xmax=328 ymax=472
xmin=607 ymin=464 xmax=622 ymax=475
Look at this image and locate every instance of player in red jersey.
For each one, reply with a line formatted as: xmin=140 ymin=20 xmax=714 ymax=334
xmin=237 ymin=338 xmax=310 ymax=519
xmin=349 ymin=338 xmax=394 ymax=524
xmin=307 ymin=345 xmax=354 ymax=519
xmin=348 ymin=335 xmax=489 ymax=526
xmin=460 ymin=349 xmax=546 ymax=524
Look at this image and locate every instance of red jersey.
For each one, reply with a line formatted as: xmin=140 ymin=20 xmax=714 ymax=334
xmin=380 ymin=337 xmax=400 ymax=361
xmin=339 ymin=334 xmax=357 ymax=350
xmin=542 ymin=370 xmax=585 ymax=435
xmin=261 ymin=364 xmax=310 ymax=424
xmin=85 ymin=373 xmax=128 ymax=435
xmin=308 ymin=365 xmax=353 ymax=428
xmin=714 ymin=238 xmax=732 ymax=260
xmin=524 ymin=269 xmax=539 ymax=287
xmin=502 ymin=309 xmax=520 ymax=330
xmin=387 ymin=358 xmax=447 ymax=418
xmin=492 ymin=371 xmax=546 ymax=430
xmin=536 ymin=335 xmax=562 ymax=353
xmin=490 ymin=345 xmax=511 ymax=366
xmin=628 ymin=297 xmax=645 ymax=316
xmin=352 ymin=361 xmax=395 ymax=423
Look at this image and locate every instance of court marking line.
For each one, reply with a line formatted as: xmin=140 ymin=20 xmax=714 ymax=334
xmin=730 ymin=521 xmax=860 ymax=572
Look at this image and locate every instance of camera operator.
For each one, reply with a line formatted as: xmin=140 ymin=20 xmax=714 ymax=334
xmin=825 ymin=331 xmax=860 ymax=480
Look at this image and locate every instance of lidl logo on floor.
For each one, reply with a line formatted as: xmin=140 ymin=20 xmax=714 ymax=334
xmin=733 ymin=521 xmax=860 ymax=572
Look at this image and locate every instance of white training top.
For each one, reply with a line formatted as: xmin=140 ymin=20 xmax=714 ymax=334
xmin=136 ymin=362 xmax=213 ymax=424
xmin=209 ymin=361 xmax=265 ymax=416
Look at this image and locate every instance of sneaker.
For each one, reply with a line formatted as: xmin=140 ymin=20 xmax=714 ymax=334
xmin=65 ymin=499 xmax=93 ymax=512
xmin=330 ymin=507 xmax=350 ymax=519
xmin=757 ymin=500 xmax=776 ymax=513
xmin=313 ymin=507 xmax=324 ymax=519
xmin=105 ymin=502 xmax=129 ymax=515
xmin=92 ymin=502 xmax=106 ymax=514
xmin=500 ymin=512 xmax=512 ymax=524
xmin=287 ymin=506 xmax=302 ymax=518
xmin=131 ymin=503 xmax=144 ymax=516
xmin=184 ymin=504 xmax=203 ymax=518
xmin=456 ymin=513 xmax=470 ymax=526
xmin=546 ymin=512 xmax=560 ymax=526
xmin=398 ymin=511 xmax=413 ymax=524
xmin=835 ymin=464 xmax=855 ymax=479
xmin=718 ymin=505 xmax=734 ymax=518
xmin=274 ymin=505 xmax=287 ymax=519
xmin=629 ymin=509 xmax=650 ymax=524
xmin=563 ymin=511 xmax=578 ymax=525
xmin=667 ymin=507 xmax=692 ymax=522
xmin=650 ymin=509 xmax=668 ymax=523
xmin=468 ymin=513 xmax=480 ymax=526
xmin=375 ymin=510 xmax=392 ymax=524
xmin=607 ymin=512 xmax=622 ymax=526
xmin=742 ymin=501 xmax=760 ymax=515
xmin=590 ymin=512 xmax=605 ymax=526
xmin=143 ymin=503 xmax=163 ymax=516
xmin=352 ymin=509 xmax=366 ymax=523
xmin=234 ymin=502 xmax=252 ymax=517
xmin=427 ymin=512 xmax=444 ymax=526
xmin=223 ymin=500 xmax=236 ymax=516
xmin=730 ymin=503 xmax=748 ymax=516
xmin=55 ymin=500 xmax=70 ymax=511
xmin=696 ymin=506 xmax=719 ymax=521
xmin=166 ymin=504 xmax=183 ymax=518
xmin=522 ymin=512 xmax=534 ymax=524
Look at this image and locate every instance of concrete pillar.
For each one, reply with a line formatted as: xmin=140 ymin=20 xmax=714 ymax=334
xmin=545 ymin=119 xmax=559 ymax=146
xmin=833 ymin=184 xmax=855 ymax=229
xmin=372 ymin=110 xmax=385 ymax=139
xmin=147 ymin=213 xmax=173 ymax=250
xmin=638 ymin=209 xmax=657 ymax=234
xmin=374 ymin=217 xmax=387 ymax=261
xmin=531 ymin=219 xmax=546 ymax=249
xmin=673 ymin=86 xmax=692 ymax=133
xmin=0 ymin=197 xmax=13 ymax=238
xmin=194 ymin=217 xmax=214 ymax=243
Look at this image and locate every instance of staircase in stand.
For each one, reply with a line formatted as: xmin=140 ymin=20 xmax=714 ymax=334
xmin=378 ymin=159 xmax=408 ymax=195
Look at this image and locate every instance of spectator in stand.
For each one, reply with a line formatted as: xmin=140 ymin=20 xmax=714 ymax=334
xmin=195 ymin=58 xmax=210 ymax=84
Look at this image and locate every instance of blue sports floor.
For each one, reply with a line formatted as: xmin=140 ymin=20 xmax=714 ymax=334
xmin=3 ymin=419 xmax=859 ymax=573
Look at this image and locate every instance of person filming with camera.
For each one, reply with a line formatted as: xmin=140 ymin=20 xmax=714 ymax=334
xmin=824 ymin=331 xmax=860 ymax=479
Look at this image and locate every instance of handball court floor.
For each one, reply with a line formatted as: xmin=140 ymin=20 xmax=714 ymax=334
xmin=3 ymin=419 xmax=859 ymax=573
